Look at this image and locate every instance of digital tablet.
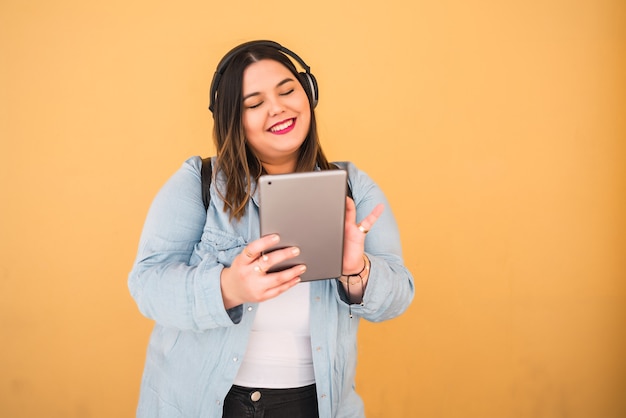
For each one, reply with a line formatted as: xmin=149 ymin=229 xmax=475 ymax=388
xmin=258 ymin=170 xmax=348 ymax=281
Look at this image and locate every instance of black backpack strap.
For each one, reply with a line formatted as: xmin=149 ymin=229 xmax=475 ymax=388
xmin=201 ymin=157 xmax=213 ymax=211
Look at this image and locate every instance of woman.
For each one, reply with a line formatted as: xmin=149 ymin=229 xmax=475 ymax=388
xmin=128 ymin=40 xmax=414 ymax=418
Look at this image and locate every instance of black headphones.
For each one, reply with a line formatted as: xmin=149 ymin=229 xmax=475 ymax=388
xmin=208 ymin=40 xmax=318 ymax=113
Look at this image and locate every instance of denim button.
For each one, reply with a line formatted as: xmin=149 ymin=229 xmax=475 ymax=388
xmin=250 ymin=391 xmax=261 ymax=402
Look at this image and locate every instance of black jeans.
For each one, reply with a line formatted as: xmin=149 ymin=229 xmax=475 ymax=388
xmin=222 ymin=384 xmax=319 ymax=418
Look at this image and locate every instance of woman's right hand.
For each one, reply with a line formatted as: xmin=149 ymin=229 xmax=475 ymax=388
xmin=220 ymin=234 xmax=305 ymax=309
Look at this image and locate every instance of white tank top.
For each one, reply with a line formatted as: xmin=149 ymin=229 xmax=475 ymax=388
xmin=233 ymin=282 xmax=315 ymax=388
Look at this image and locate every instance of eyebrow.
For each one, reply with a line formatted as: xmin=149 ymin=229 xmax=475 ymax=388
xmin=242 ymin=77 xmax=295 ymax=101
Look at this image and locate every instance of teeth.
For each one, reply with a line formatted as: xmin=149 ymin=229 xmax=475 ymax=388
xmin=270 ymin=119 xmax=293 ymax=132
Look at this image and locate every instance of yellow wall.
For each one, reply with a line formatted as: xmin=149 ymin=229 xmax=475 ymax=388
xmin=1 ymin=0 xmax=624 ymax=417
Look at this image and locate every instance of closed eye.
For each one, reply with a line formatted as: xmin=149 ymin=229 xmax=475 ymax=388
xmin=246 ymin=101 xmax=263 ymax=109
xmin=243 ymin=79 xmax=296 ymax=109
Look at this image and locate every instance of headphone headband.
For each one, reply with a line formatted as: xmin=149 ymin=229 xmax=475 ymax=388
xmin=208 ymin=40 xmax=318 ymax=113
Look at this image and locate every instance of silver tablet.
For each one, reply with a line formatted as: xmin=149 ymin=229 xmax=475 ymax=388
xmin=259 ymin=170 xmax=348 ymax=281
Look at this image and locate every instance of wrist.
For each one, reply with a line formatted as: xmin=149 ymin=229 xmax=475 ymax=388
xmin=338 ymin=255 xmax=370 ymax=317
xmin=220 ymin=267 xmax=242 ymax=310
xmin=341 ymin=254 xmax=369 ymax=278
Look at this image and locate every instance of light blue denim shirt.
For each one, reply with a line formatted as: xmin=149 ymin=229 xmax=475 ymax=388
xmin=128 ymin=156 xmax=414 ymax=418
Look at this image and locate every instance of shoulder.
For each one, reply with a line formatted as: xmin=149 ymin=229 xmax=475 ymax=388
xmin=150 ymin=156 xmax=212 ymax=210
xmin=331 ymin=160 xmax=360 ymax=180
xmin=177 ymin=155 xmax=220 ymax=183
xmin=182 ymin=155 xmax=203 ymax=174
xmin=331 ymin=161 xmax=378 ymax=202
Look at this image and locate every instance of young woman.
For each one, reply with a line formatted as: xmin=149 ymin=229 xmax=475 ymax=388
xmin=128 ymin=40 xmax=414 ymax=418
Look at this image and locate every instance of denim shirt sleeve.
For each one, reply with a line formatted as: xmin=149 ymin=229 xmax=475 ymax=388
xmin=334 ymin=162 xmax=415 ymax=322
xmin=128 ymin=157 xmax=242 ymax=331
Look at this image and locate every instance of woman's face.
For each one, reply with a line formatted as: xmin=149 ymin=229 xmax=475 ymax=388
xmin=241 ymin=59 xmax=311 ymax=174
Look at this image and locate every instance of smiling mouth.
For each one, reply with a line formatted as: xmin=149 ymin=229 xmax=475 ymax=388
xmin=269 ymin=118 xmax=295 ymax=134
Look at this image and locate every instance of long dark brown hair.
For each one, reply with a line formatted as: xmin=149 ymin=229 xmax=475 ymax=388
xmin=212 ymin=44 xmax=332 ymax=220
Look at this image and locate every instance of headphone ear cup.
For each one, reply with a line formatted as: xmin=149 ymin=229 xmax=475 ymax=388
xmin=299 ymin=72 xmax=319 ymax=108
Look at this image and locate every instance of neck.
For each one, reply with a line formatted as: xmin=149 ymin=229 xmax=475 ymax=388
xmin=261 ymin=159 xmax=297 ymax=174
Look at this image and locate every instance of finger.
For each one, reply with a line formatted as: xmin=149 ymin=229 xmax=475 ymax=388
xmin=261 ymin=246 xmax=300 ymax=269
xmin=242 ymin=234 xmax=280 ymax=263
xmin=243 ymin=248 xmax=256 ymax=260
xmin=253 ymin=246 xmax=301 ymax=280
xmin=262 ymin=265 xmax=306 ymax=298
xmin=345 ymin=197 xmax=357 ymax=225
xmin=261 ymin=276 xmax=302 ymax=301
xmin=357 ymin=203 xmax=385 ymax=233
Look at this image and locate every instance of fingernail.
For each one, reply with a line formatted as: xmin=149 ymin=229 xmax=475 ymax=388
xmin=300 ymin=265 xmax=307 ymax=273
xmin=272 ymin=234 xmax=280 ymax=242
xmin=292 ymin=247 xmax=300 ymax=255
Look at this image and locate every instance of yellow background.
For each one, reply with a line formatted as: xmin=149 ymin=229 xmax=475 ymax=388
xmin=1 ymin=0 xmax=624 ymax=417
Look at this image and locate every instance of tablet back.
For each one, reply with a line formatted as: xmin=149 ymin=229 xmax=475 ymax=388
xmin=259 ymin=170 xmax=347 ymax=281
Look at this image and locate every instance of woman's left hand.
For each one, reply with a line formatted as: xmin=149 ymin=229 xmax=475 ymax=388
xmin=342 ymin=197 xmax=384 ymax=275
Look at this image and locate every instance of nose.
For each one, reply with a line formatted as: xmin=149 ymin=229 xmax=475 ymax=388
xmin=267 ymin=96 xmax=285 ymax=116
